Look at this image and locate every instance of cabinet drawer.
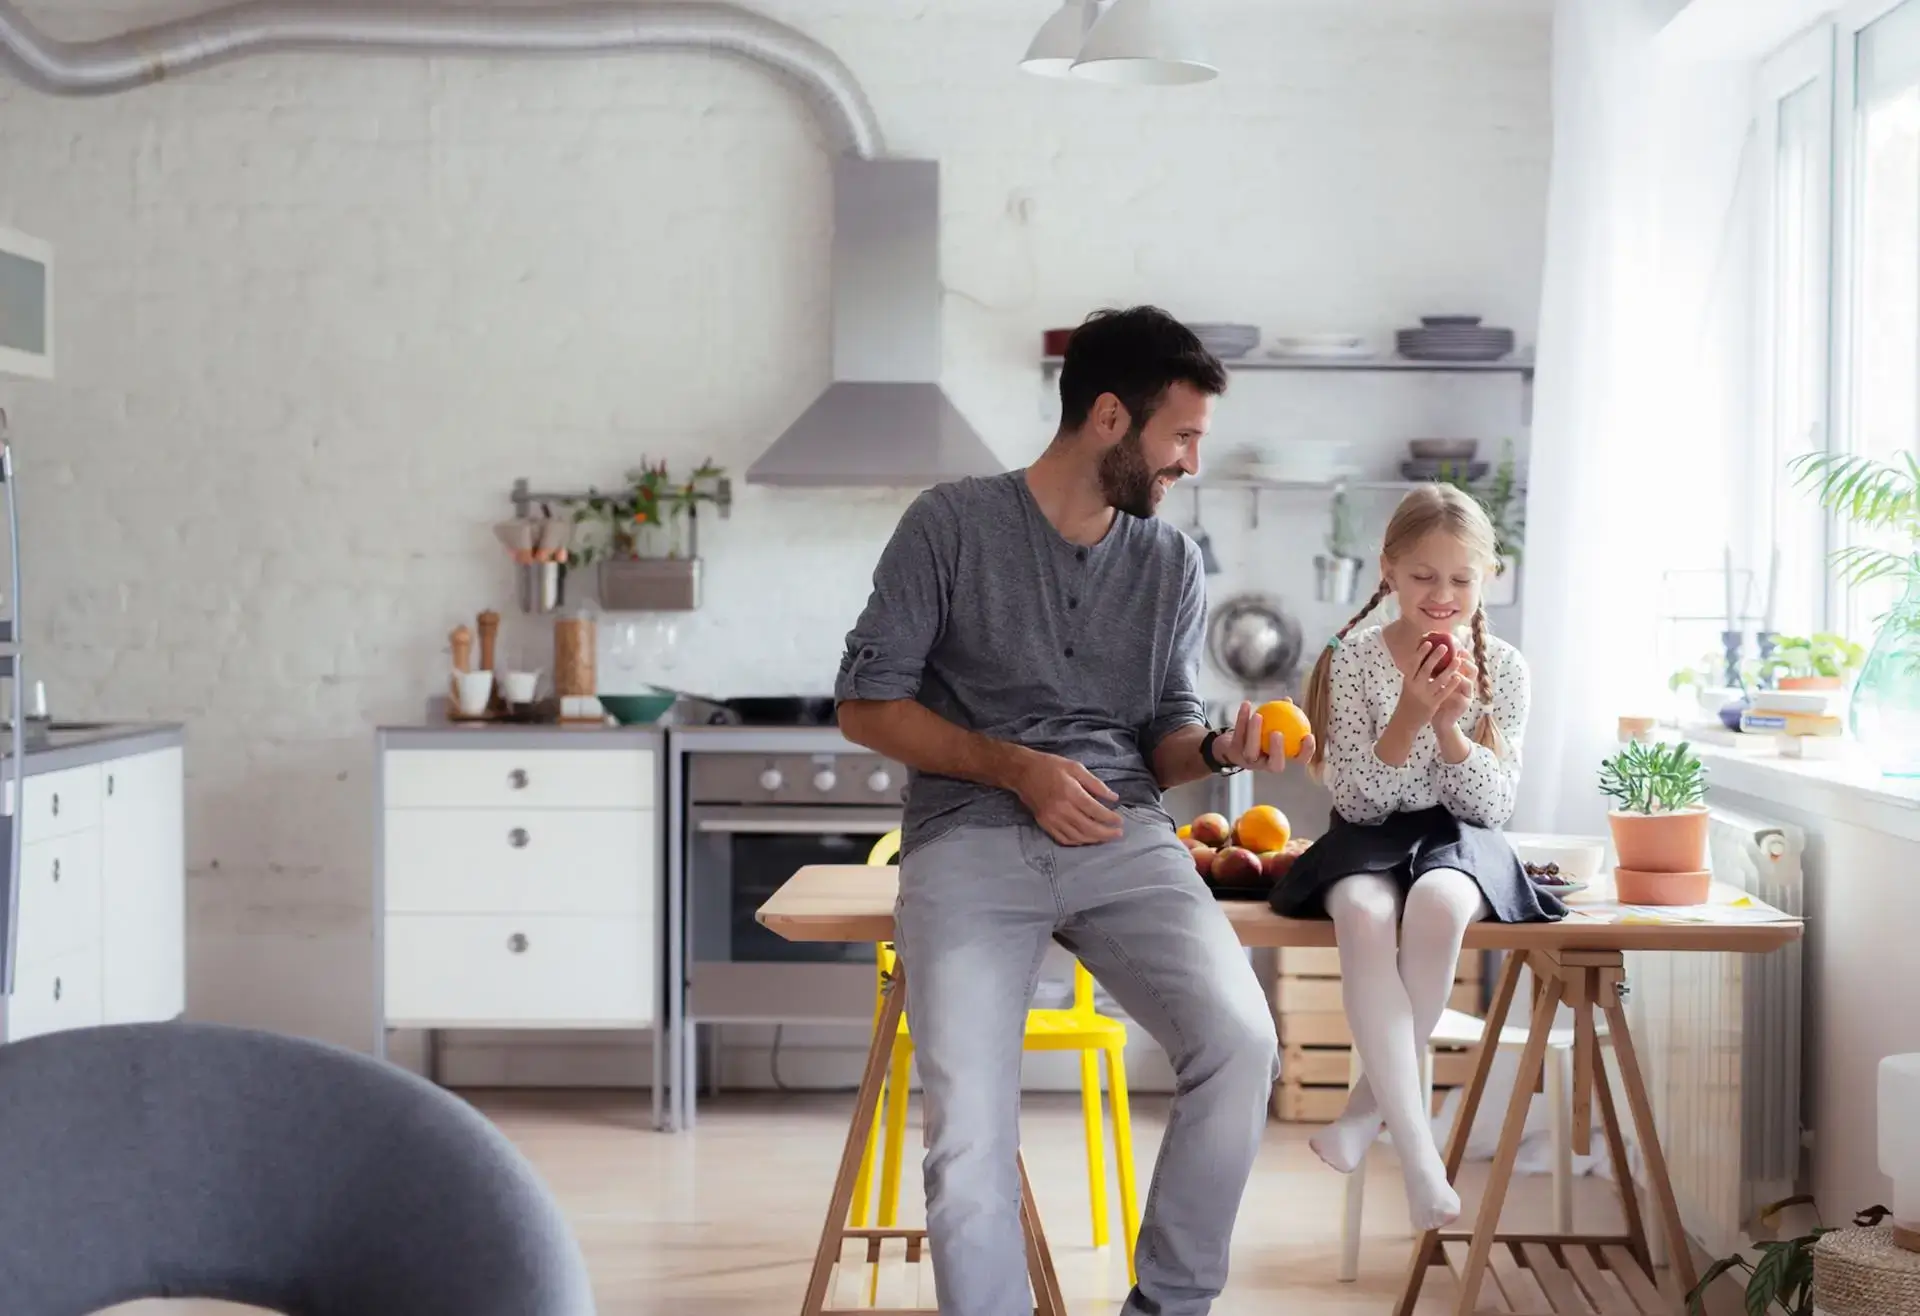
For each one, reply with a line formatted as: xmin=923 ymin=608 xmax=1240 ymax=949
xmin=5 ymin=943 xmax=103 ymax=1042
xmin=16 ymin=833 xmax=101 ymax=967
xmin=20 ymin=765 xmax=102 ymax=842
xmin=383 ymin=749 xmax=653 ymax=812
xmin=384 ymin=914 xmax=653 ymax=1026
xmin=384 ymin=809 xmax=651 ymax=917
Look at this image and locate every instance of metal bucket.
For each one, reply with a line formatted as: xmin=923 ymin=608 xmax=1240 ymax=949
xmin=518 ymin=561 xmax=566 ymax=614
xmin=1314 ymin=554 xmax=1362 ymax=604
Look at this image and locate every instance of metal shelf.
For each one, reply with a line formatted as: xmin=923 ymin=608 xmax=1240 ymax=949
xmin=1189 ymin=477 xmax=1423 ymax=493
xmin=1040 ymin=354 xmax=1535 ymax=380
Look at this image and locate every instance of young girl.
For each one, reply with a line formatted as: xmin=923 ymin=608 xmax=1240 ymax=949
xmin=1277 ymin=483 xmax=1565 ymax=1232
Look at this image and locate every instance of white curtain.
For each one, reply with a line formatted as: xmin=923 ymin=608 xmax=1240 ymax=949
xmin=1513 ymin=0 xmax=1759 ymax=838
xmin=1447 ymin=0 xmax=1764 ymax=1174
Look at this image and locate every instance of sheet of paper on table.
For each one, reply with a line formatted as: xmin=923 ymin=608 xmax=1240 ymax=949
xmin=1562 ymin=894 xmax=1798 ymax=925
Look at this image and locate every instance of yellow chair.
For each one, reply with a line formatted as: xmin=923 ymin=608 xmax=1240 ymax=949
xmin=849 ymin=828 xmax=1141 ymax=1282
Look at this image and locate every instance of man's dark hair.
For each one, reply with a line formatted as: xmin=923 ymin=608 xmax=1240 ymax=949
xmin=1056 ymin=306 xmax=1228 ymax=433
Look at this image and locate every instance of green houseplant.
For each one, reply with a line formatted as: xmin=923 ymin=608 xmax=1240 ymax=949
xmin=1686 ymin=1199 xmax=1889 ymax=1316
xmin=1598 ymin=740 xmax=1710 ymax=903
xmin=1791 ymin=451 xmax=1920 ymax=775
xmin=1754 ymin=632 xmax=1867 ymax=691
xmin=567 ymin=458 xmax=729 ymax=611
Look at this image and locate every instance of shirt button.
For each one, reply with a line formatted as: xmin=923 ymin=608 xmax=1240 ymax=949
xmin=1075 ymin=549 xmax=1087 ymax=562
xmin=1064 ymin=646 xmax=1075 ymax=658
xmin=1068 ymin=598 xmax=1079 ymax=609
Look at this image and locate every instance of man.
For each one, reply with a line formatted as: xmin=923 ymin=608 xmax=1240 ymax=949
xmin=834 ymin=305 xmax=1314 ymax=1316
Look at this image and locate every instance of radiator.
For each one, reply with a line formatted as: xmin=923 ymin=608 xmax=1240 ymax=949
xmin=1624 ymin=804 xmax=1805 ymax=1261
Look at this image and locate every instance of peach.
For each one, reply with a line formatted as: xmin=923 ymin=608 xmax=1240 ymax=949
xmin=1260 ymin=838 xmax=1311 ymax=882
xmin=1211 ymin=846 xmax=1264 ymax=888
xmin=1189 ymin=813 xmax=1232 ymax=849
xmin=1189 ymin=845 xmax=1217 ymax=879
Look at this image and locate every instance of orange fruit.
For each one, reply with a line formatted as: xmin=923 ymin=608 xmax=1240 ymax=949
xmin=1233 ymin=804 xmax=1292 ymax=854
xmin=1256 ymin=698 xmax=1313 ymax=758
xmin=1176 ymin=823 xmax=1193 ymax=841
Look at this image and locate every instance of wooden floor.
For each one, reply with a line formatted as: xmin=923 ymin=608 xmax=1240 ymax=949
xmin=107 ymin=1089 xmax=1638 ymax=1315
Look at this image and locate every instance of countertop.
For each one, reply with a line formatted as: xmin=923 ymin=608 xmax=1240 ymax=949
xmin=9 ymin=722 xmax=185 ymax=777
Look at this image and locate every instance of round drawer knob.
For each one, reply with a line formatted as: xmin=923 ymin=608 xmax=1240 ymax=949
xmin=508 ymin=828 xmax=529 ymax=849
xmin=507 ymin=933 xmax=529 ymax=954
xmin=508 ymin=769 xmax=529 ymax=790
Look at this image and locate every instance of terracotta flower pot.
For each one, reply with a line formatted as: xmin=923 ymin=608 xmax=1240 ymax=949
xmin=1778 ymin=675 xmax=1842 ymax=691
xmin=1614 ymin=867 xmax=1712 ymax=906
xmin=1606 ymin=807 xmax=1708 ymax=873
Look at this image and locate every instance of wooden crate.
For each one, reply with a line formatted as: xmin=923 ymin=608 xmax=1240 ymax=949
xmin=1283 ymin=1043 xmax=1477 ymax=1089
xmin=1278 ymin=945 xmax=1484 ymax=983
xmin=1274 ymin=976 xmax=1481 ymax=1015
xmin=1271 ymin=1080 xmax=1451 ymax=1123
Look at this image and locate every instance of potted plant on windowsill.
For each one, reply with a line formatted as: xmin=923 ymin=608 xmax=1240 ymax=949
xmin=1790 ymin=450 xmax=1920 ymax=777
xmin=1597 ymin=739 xmax=1710 ymax=904
xmin=569 ymin=459 xmax=730 ymax=612
xmin=1755 ymin=632 xmax=1866 ymax=692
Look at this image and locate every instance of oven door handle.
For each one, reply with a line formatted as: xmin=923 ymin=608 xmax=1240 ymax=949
xmin=694 ymin=812 xmax=901 ymax=836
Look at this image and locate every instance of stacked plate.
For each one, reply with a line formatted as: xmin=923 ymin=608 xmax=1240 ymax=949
xmin=1401 ymin=458 xmax=1489 ymax=482
xmin=1268 ymin=332 xmax=1375 ymax=360
xmin=1396 ymin=316 xmax=1515 ymax=362
xmin=1188 ymin=322 xmax=1260 ymax=359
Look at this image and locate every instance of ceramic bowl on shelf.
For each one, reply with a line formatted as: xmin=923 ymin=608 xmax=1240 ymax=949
xmin=1407 ymin=439 xmax=1479 ymax=460
xmin=1267 ymin=333 xmax=1374 ymax=359
xmin=1240 ymin=439 xmax=1351 ymax=484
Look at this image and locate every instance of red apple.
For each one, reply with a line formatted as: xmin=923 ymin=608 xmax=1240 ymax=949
xmin=1211 ymin=846 xmax=1263 ymax=888
xmin=1189 ymin=812 xmax=1232 ymax=848
xmin=1260 ymin=838 xmax=1312 ymax=882
xmin=1190 ymin=845 xmax=1217 ymax=879
xmin=1422 ymin=630 xmax=1456 ymax=671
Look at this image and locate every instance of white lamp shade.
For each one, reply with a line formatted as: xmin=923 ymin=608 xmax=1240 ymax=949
xmin=1069 ymin=0 xmax=1217 ymax=85
xmin=1881 ymin=1054 xmax=1920 ymax=1227
xmin=1021 ymin=1 xmax=1093 ymax=78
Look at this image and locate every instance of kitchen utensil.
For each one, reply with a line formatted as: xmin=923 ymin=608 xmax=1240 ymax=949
xmin=1396 ymin=322 xmax=1516 ymax=363
xmin=1206 ymin=593 xmax=1304 ymax=694
xmin=1185 ymin=486 xmax=1221 ymax=576
xmin=1313 ymin=554 xmax=1362 ymax=604
xmin=1407 ymin=439 xmax=1478 ymax=460
xmin=1043 ymin=327 xmax=1075 ymax=356
xmin=519 ymin=561 xmax=565 ymax=614
xmin=723 ymin=696 xmax=838 ymax=726
xmin=553 ymin=614 xmax=596 ymax=701
xmin=1187 ymin=323 xmax=1260 ymax=358
xmin=1245 ymin=439 xmax=1350 ymax=484
xmin=1421 ymin=315 xmax=1483 ymax=327
xmin=504 ymin=671 xmax=540 ymax=705
xmin=450 ymin=626 xmax=473 ymax=674
xmin=535 ymin=518 xmax=572 ymax=561
xmin=493 ymin=521 xmax=538 ymax=557
xmin=453 ymin=670 xmax=494 ymax=717
xmin=600 ymin=691 xmax=677 ymax=725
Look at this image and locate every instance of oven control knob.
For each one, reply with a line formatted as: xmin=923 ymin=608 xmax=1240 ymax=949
xmin=867 ymin=769 xmax=893 ymax=794
xmin=812 ymin=768 xmax=838 ymax=793
xmin=758 ymin=767 xmax=784 ymax=792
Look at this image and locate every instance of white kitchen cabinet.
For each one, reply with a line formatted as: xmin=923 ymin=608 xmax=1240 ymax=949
xmin=3 ymin=741 xmax=186 ymax=1043
xmin=100 ymin=748 xmax=186 ymax=1024
xmin=379 ymin=740 xmax=660 ymax=1044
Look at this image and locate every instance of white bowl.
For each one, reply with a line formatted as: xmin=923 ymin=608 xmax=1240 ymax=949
xmin=1506 ymin=833 xmax=1608 ymax=884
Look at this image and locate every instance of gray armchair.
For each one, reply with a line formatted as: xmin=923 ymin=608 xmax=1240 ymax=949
xmin=0 ymin=1021 xmax=596 ymax=1316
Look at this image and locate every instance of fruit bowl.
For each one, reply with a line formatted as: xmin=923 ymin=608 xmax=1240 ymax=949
xmin=1507 ymin=833 xmax=1606 ymax=885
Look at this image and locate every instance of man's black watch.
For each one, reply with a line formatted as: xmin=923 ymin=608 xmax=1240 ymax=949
xmin=1198 ymin=728 xmax=1242 ymax=776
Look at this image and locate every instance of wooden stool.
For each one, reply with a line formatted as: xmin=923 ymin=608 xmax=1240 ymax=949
xmin=801 ymin=954 xmax=1067 ymax=1316
xmin=1395 ymin=948 xmax=1694 ymax=1315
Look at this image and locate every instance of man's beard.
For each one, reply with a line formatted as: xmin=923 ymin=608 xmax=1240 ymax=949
xmin=1097 ymin=425 xmax=1182 ymax=519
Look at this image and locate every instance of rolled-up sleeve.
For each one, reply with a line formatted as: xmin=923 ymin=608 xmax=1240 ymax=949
xmin=834 ymin=491 xmax=955 ymax=706
xmin=1142 ymin=539 xmax=1208 ymax=754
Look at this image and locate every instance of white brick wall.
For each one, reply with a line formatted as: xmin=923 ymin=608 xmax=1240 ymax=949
xmin=0 ymin=0 xmax=1549 ymax=1060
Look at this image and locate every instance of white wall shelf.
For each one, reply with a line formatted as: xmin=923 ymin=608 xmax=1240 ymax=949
xmin=1039 ymin=353 xmax=1534 ymax=380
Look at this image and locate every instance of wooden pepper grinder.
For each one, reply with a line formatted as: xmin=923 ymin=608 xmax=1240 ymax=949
xmin=553 ymin=611 xmax=596 ymax=720
xmin=476 ymin=610 xmax=502 ymax=712
xmin=448 ymin=624 xmax=474 ymax=709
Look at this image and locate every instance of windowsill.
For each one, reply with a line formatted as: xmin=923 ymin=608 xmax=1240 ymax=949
xmin=1665 ymin=731 xmax=1920 ymax=842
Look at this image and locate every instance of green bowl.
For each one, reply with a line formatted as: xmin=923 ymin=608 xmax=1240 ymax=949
xmin=599 ymin=692 xmax=676 ymax=725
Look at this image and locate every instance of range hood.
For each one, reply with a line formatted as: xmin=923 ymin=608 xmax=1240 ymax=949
xmin=746 ymin=157 xmax=1003 ymax=488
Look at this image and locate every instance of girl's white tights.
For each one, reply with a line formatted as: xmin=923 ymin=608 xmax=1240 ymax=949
xmin=1308 ymin=869 xmax=1489 ymax=1231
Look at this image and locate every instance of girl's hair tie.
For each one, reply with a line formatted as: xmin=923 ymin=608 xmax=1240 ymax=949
xmin=1325 ymin=636 xmax=1341 ymax=651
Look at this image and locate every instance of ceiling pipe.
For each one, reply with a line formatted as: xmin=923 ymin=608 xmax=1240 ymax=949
xmin=0 ymin=0 xmax=884 ymax=157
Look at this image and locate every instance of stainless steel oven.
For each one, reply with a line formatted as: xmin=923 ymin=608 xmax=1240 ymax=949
xmin=685 ymin=744 xmax=903 ymax=1025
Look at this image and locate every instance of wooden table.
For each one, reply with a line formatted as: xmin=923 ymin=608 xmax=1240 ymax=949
xmin=758 ymin=864 xmax=1803 ymax=1316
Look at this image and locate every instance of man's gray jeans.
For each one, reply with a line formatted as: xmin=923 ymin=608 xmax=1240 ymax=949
xmin=895 ymin=805 xmax=1279 ymax=1316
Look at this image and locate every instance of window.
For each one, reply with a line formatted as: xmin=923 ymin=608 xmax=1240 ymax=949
xmin=1751 ymin=3 xmax=1920 ymax=647
xmin=1838 ymin=0 xmax=1920 ymax=637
